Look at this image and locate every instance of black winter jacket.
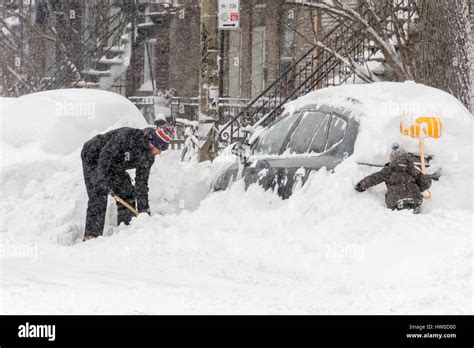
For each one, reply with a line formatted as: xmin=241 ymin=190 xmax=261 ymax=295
xmin=357 ymin=153 xmax=432 ymax=209
xmin=81 ymin=127 xmax=155 ymax=212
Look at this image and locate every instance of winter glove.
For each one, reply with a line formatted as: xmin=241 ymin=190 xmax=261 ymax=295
xmin=110 ymin=173 xmax=136 ymax=200
xmin=355 ymin=182 xmax=365 ymax=192
xmin=429 ymin=171 xmax=441 ymax=181
xmin=137 ymin=207 xmax=151 ymax=216
xmin=416 ymin=174 xmax=432 ymax=192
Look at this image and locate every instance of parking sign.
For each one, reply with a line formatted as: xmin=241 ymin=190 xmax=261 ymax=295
xmin=218 ymin=0 xmax=240 ymax=30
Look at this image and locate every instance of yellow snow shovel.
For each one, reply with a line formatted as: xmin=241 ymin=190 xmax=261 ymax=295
xmin=400 ymin=116 xmax=443 ymax=200
xmin=112 ymin=194 xmax=139 ymax=216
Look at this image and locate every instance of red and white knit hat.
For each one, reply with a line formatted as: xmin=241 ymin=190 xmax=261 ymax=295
xmin=150 ymin=128 xmax=170 ymax=151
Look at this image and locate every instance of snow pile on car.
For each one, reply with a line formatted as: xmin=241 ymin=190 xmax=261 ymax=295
xmin=284 ymin=81 xmax=472 ymax=168
xmin=0 ymin=86 xmax=472 ymax=314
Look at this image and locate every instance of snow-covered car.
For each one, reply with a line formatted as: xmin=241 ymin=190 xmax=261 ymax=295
xmin=210 ymin=82 xmax=472 ymax=198
xmin=212 ymin=104 xmax=359 ymax=198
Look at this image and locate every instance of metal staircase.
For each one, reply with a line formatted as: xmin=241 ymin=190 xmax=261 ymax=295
xmin=218 ymin=3 xmax=392 ymax=146
xmin=78 ymin=11 xmax=133 ymax=90
xmin=34 ymin=2 xmax=134 ymax=92
xmin=32 ymin=1 xmax=177 ymax=93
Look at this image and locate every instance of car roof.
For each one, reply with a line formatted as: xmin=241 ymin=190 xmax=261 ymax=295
xmin=283 ymin=81 xmax=470 ymax=123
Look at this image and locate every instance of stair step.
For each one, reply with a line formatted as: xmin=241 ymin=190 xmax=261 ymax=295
xmin=120 ymin=33 xmax=130 ymax=43
xmin=82 ymin=69 xmax=111 ymax=77
xmin=104 ymin=50 xmax=121 ymax=60
xmin=138 ymin=11 xmax=168 ymax=16
xmin=137 ymin=22 xmax=167 ymax=36
xmin=137 ymin=0 xmax=167 ymax=3
xmin=137 ymin=0 xmax=174 ymax=5
xmin=99 ymin=56 xmax=124 ymax=65
xmin=74 ymin=80 xmax=100 ymax=88
xmin=106 ymin=45 xmax=126 ymax=53
xmin=137 ymin=22 xmax=158 ymax=28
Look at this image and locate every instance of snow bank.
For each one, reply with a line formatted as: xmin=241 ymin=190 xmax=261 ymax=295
xmin=1 ymin=89 xmax=146 ymax=165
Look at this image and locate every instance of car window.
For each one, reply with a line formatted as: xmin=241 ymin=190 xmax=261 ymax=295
xmin=308 ymin=114 xmax=331 ymax=154
xmin=325 ymin=115 xmax=347 ymax=151
xmin=285 ymin=111 xmax=326 ymax=154
xmin=254 ymin=112 xmax=300 ymax=155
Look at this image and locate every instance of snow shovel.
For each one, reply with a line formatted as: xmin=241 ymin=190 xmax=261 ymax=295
xmin=400 ymin=116 xmax=443 ymax=200
xmin=112 ymin=194 xmax=139 ymax=216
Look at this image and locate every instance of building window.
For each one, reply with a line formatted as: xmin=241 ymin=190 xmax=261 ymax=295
xmin=143 ymin=39 xmax=156 ymax=90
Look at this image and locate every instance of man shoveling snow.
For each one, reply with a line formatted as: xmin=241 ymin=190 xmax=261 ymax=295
xmin=355 ymin=144 xmax=432 ymax=214
xmin=80 ymin=127 xmax=170 ymax=241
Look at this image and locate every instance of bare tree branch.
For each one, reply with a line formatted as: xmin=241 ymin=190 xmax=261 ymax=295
xmin=5 ymin=65 xmax=33 ymax=93
xmin=288 ymin=0 xmax=413 ymax=80
xmin=43 ymin=1 xmax=81 ymax=83
xmin=6 ymin=9 xmax=55 ymax=41
xmin=314 ymin=40 xmax=379 ymax=83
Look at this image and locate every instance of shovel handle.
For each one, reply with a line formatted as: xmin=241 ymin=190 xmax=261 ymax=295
xmin=112 ymin=194 xmax=139 ymax=216
xmin=419 ymin=137 xmax=432 ymax=200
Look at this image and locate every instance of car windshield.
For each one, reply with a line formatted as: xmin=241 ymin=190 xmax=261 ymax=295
xmin=254 ymin=112 xmax=300 ymax=155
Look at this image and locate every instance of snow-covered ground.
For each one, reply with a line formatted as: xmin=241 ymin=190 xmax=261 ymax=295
xmin=0 ymin=86 xmax=472 ymax=314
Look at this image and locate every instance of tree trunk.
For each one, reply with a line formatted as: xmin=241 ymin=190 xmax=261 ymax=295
xmin=169 ymin=1 xmax=200 ymax=97
xmin=155 ymin=21 xmax=170 ymax=92
xmin=417 ymin=0 xmax=471 ymax=110
xmin=469 ymin=0 xmax=474 ymax=112
xmin=264 ymin=0 xmax=281 ymax=89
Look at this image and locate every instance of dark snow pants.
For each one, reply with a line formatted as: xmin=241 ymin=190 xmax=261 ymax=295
xmin=81 ymin=153 xmax=136 ymax=238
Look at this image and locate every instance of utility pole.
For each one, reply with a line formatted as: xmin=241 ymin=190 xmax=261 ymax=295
xmin=198 ymin=0 xmax=220 ymax=162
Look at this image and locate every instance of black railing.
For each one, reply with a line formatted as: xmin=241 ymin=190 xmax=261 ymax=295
xmin=218 ymin=2 xmax=394 ymax=145
xmin=32 ymin=3 xmax=132 ymax=92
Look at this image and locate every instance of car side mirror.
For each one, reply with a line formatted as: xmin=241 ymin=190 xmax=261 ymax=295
xmin=231 ymin=142 xmax=251 ymax=165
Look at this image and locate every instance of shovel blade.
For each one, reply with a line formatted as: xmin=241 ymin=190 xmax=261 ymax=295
xmin=400 ymin=116 xmax=442 ymax=138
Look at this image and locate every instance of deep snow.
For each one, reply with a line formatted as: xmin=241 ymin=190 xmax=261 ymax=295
xmin=0 ymin=86 xmax=473 ymax=314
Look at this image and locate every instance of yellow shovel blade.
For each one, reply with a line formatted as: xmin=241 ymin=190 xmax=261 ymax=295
xmin=400 ymin=116 xmax=442 ymax=138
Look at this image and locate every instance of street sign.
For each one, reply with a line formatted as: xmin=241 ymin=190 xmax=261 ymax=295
xmin=218 ymin=0 xmax=239 ymax=30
